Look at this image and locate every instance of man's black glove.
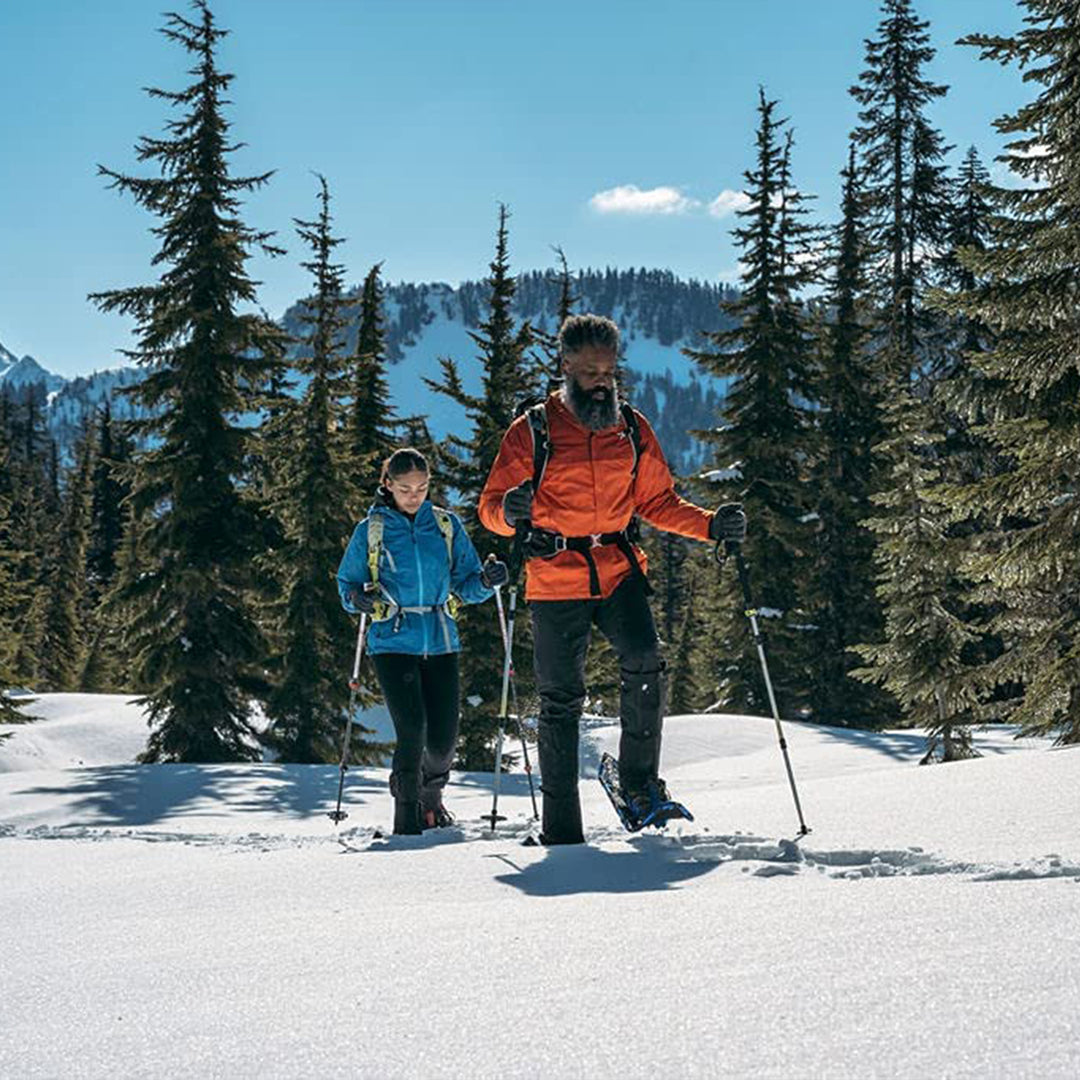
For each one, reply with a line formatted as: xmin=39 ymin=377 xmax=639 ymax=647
xmin=709 ymin=502 xmax=747 ymax=544
xmin=481 ymin=557 xmax=509 ymax=589
xmin=502 ymin=480 xmax=533 ymax=528
xmin=345 ymin=586 xmax=379 ymax=616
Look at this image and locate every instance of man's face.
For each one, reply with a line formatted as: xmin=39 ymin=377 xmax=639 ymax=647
xmin=562 ymin=345 xmax=619 ymax=429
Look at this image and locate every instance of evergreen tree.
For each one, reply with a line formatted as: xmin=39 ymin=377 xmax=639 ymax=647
xmin=667 ymin=567 xmax=705 ymax=715
xmin=847 ymin=0 xmax=977 ymax=746
xmin=89 ymin=1 xmax=288 ymax=761
xmin=853 ymin=391 xmax=982 ymax=756
xmin=928 ymin=3 xmax=1080 ymax=744
xmin=86 ymin=401 xmax=131 ymax=605
xmin=426 ymin=205 xmax=536 ymax=768
xmin=0 ymin=425 xmax=35 ymax=726
xmin=804 ymin=147 xmax=894 ymax=726
xmin=344 ymin=261 xmax=396 ymax=509
xmin=849 ymin=0 xmax=951 ymax=365
xmin=263 ymin=176 xmax=380 ymax=763
xmin=686 ymin=91 xmax=819 ymax=717
xmin=531 ymin=246 xmax=577 ymax=387
xmin=33 ymin=432 xmax=93 ymax=690
xmin=78 ymin=402 xmax=133 ymax=692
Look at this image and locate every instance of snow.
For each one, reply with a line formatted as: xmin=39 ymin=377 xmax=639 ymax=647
xmin=1 ymin=696 xmax=1078 ymax=1079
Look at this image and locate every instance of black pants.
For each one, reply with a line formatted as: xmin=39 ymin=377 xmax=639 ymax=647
xmin=372 ymin=652 xmax=460 ymax=822
xmin=530 ymin=574 xmax=665 ymax=844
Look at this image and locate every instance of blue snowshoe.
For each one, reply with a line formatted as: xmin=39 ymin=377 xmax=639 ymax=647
xmin=597 ymin=752 xmax=693 ymax=832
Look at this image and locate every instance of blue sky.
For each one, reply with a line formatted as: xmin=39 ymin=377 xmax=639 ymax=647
xmin=0 ymin=0 xmax=1028 ymax=378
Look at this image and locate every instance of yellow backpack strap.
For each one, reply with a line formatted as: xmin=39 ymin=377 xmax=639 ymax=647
xmin=432 ymin=507 xmax=461 ymax=618
xmin=364 ymin=514 xmax=392 ymax=621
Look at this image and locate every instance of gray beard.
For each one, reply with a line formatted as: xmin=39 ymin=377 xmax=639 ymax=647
xmin=565 ymin=374 xmax=619 ymax=430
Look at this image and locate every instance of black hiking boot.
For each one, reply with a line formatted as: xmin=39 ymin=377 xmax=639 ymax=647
xmin=621 ymin=777 xmax=671 ymax=823
xmin=393 ymin=799 xmax=423 ymax=836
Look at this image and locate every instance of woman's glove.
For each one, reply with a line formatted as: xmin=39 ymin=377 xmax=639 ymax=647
xmin=481 ymin=557 xmax=509 ymax=589
xmin=345 ymin=586 xmax=379 ymax=615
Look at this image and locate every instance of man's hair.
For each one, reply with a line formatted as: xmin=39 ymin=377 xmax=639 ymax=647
xmin=558 ymin=313 xmax=620 ymax=358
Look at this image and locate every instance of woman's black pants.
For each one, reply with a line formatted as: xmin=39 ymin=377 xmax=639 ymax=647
xmin=371 ymin=651 xmax=460 ymax=832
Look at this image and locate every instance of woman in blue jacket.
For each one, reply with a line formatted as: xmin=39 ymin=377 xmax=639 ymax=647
xmin=337 ymin=448 xmax=508 ymax=835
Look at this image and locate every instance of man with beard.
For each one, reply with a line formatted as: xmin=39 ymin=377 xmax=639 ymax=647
xmin=478 ymin=313 xmax=747 ymax=844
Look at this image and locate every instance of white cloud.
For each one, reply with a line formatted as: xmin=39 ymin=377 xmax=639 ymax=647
xmin=708 ymin=190 xmax=752 ymax=218
xmin=590 ymin=184 xmax=699 ymax=216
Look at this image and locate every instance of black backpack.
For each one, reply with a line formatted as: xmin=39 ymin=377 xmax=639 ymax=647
xmin=516 ymin=397 xmax=643 ymax=495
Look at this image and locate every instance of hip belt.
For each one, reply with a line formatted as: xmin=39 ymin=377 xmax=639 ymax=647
xmin=523 ymin=524 xmax=651 ymax=598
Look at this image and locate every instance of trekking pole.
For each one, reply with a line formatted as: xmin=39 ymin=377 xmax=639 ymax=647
xmin=482 ymin=529 xmax=528 ymax=831
xmin=328 ymin=611 xmax=370 ymax=825
xmin=490 ymin=565 xmax=539 ymax=819
xmin=718 ymin=539 xmax=811 ymax=837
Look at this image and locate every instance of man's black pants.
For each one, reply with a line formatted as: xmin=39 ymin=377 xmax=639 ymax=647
xmin=372 ymin=652 xmax=460 ymax=821
xmin=530 ymin=574 xmax=665 ymax=844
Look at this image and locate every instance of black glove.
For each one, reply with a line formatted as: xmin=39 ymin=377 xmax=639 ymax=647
xmin=709 ymin=502 xmax=747 ymax=544
xmin=345 ymin=586 xmax=379 ymax=616
xmin=481 ymin=557 xmax=509 ymax=589
xmin=502 ymin=480 xmax=533 ymax=528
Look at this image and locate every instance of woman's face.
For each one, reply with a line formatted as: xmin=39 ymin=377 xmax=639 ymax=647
xmin=385 ymin=469 xmax=430 ymax=515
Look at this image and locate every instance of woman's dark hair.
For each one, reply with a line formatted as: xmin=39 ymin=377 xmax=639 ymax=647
xmin=380 ymin=447 xmax=429 ymax=485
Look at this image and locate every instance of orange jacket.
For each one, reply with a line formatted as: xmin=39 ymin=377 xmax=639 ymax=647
xmin=478 ymin=392 xmax=714 ymax=600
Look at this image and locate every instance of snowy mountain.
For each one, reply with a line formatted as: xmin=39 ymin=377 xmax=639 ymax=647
xmin=1 ymin=693 xmax=1077 ymax=1078
xmin=5 ymin=269 xmax=735 ymax=471
xmin=0 ymin=341 xmax=66 ymax=395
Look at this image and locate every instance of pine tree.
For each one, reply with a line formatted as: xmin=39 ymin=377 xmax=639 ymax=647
xmin=532 ymin=246 xmax=577 ymax=388
xmin=426 ymin=205 xmax=536 ymax=768
xmin=79 ymin=402 xmax=133 ymax=692
xmin=850 ymin=0 xmax=952 ymax=365
xmin=86 ymin=402 xmax=131 ymax=606
xmin=0 ymin=423 xmax=35 ymax=726
xmin=33 ymin=431 xmax=93 ymax=691
xmin=686 ymin=90 xmax=819 ymax=717
xmin=89 ymin=1 xmax=288 ymax=761
xmin=805 ymin=147 xmax=894 ymax=726
xmin=927 ymin=3 xmax=1080 ymax=744
xmin=667 ymin=567 xmax=705 ymax=715
xmin=846 ymin=0 xmax=979 ymax=745
xmin=263 ymin=176 xmax=380 ymax=763
xmin=343 ymin=261 xmax=396 ymax=510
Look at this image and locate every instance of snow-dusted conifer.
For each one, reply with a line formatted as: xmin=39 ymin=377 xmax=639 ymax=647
xmin=263 ymin=176 xmax=381 ymax=764
xmin=90 ymin=1 xmax=288 ymax=761
xmin=928 ymin=2 xmax=1080 ymax=745
xmin=686 ymin=91 xmax=819 ymax=716
xmin=426 ymin=205 xmax=536 ymax=768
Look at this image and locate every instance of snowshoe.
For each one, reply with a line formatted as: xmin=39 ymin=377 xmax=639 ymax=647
xmin=597 ymin=752 xmax=693 ymax=833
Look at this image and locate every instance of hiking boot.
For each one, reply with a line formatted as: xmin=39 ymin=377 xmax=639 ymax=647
xmin=393 ymin=799 xmax=422 ymax=836
xmin=622 ymin=777 xmax=671 ymax=822
xmin=421 ymin=804 xmax=455 ymax=830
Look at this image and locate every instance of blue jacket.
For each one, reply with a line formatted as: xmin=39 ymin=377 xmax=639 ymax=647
xmin=336 ymin=498 xmax=493 ymax=656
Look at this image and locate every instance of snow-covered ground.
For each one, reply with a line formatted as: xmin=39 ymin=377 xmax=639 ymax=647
xmin=1 ymin=695 xmax=1077 ymax=1079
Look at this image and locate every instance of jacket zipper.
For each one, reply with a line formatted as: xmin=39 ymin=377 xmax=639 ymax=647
xmin=412 ymin=516 xmax=429 ymax=658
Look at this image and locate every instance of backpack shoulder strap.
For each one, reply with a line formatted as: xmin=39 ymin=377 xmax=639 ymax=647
xmin=431 ymin=506 xmax=455 ymax=566
xmin=365 ymin=514 xmax=383 ymax=586
xmin=525 ymin=402 xmax=551 ymax=492
xmin=620 ymin=403 xmax=643 ymax=479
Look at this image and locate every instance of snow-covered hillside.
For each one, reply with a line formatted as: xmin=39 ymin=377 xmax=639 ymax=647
xmin=1 ymin=694 xmax=1076 ymax=1078
xmin=5 ymin=269 xmax=733 ymax=469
